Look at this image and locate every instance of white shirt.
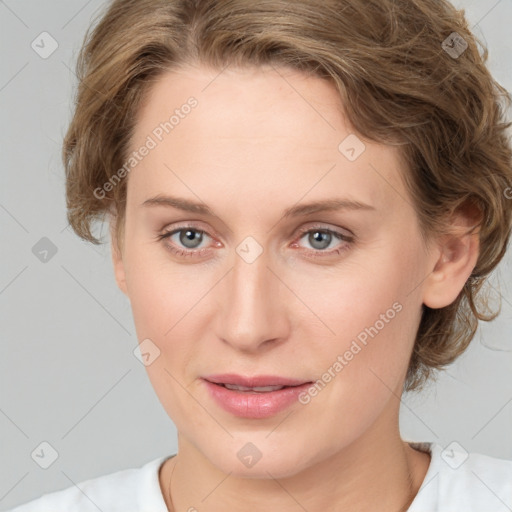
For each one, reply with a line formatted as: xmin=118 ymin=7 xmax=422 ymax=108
xmin=7 ymin=442 xmax=512 ymax=511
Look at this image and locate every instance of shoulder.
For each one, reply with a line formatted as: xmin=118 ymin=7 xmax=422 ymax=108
xmin=7 ymin=456 xmax=171 ymax=512
xmin=436 ymin=443 xmax=512 ymax=510
xmin=408 ymin=442 xmax=512 ymax=512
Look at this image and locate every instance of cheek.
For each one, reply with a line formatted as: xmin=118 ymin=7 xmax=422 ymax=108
xmin=123 ymin=243 xmax=219 ymax=396
xmin=124 ymin=240 xmax=203 ymax=335
xmin=296 ymin=247 xmax=422 ymax=394
xmin=123 ymin=246 xmax=205 ymax=418
xmin=297 ymin=279 xmax=418 ymax=441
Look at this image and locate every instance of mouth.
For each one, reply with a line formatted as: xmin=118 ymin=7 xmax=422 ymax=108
xmin=208 ymin=382 xmax=307 ymax=393
xmin=203 ymin=373 xmax=313 ymax=390
xmin=201 ymin=374 xmax=314 ymax=418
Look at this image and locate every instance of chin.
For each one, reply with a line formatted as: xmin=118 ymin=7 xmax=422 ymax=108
xmin=201 ymin=436 xmax=318 ymax=479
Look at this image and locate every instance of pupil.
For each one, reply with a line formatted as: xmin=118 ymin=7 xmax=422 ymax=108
xmin=310 ymin=231 xmax=330 ymax=250
xmin=180 ymin=229 xmax=202 ymax=248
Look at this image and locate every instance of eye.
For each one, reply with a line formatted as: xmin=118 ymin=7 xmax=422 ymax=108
xmin=291 ymin=224 xmax=354 ymax=259
xmin=172 ymin=228 xmax=205 ymax=249
xmin=156 ymin=222 xmax=354 ymax=261
xmin=156 ymin=224 xmax=218 ymax=258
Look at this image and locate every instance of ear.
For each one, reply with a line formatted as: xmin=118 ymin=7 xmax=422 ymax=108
xmin=109 ymin=210 xmax=128 ymax=296
xmin=422 ymin=204 xmax=481 ymax=309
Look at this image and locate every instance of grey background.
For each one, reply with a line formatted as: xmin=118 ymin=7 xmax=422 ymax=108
xmin=1 ymin=0 xmax=511 ymax=509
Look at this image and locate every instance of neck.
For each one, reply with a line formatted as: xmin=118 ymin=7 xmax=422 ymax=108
xmin=159 ymin=424 xmax=430 ymax=512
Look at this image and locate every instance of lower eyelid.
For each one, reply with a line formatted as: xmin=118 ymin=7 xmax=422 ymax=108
xmin=294 ymin=231 xmax=351 ymax=252
xmin=159 ymin=227 xmax=352 ymax=256
xmin=161 ymin=228 xmax=211 ymax=247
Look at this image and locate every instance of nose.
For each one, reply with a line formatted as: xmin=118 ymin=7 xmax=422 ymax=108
xmin=214 ymin=244 xmax=290 ymax=353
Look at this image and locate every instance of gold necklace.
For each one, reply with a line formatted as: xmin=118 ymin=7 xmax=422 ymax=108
xmin=398 ymin=459 xmax=416 ymax=512
xmin=165 ymin=455 xmax=416 ymax=512
xmin=166 ymin=456 xmax=178 ymax=512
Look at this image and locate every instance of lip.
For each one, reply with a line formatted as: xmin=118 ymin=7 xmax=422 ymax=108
xmin=203 ymin=373 xmax=310 ymax=387
xmin=201 ymin=374 xmax=313 ymax=419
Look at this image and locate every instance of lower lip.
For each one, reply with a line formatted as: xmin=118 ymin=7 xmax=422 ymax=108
xmin=202 ymin=379 xmax=312 ymax=418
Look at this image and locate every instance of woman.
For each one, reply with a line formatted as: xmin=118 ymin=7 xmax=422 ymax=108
xmin=10 ymin=0 xmax=512 ymax=510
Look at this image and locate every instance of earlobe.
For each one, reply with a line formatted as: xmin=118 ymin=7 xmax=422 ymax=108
xmin=422 ymin=212 xmax=481 ymax=310
xmin=110 ymin=215 xmax=128 ymax=296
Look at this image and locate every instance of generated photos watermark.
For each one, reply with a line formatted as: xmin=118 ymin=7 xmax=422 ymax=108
xmin=93 ymin=97 xmax=198 ymax=200
xmin=298 ymin=301 xmax=403 ymax=404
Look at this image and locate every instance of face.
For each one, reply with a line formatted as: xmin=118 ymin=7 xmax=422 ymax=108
xmin=112 ymin=63 xmax=442 ymax=477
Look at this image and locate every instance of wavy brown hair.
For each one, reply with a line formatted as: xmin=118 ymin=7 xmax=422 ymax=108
xmin=63 ymin=0 xmax=512 ymax=392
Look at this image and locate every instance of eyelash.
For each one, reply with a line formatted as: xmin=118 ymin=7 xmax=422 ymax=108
xmin=155 ymin=223 xmax=354 ymax=260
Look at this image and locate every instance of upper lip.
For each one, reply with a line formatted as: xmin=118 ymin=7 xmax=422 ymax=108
xmin=203 ymin=374 xmax=312 ymax=387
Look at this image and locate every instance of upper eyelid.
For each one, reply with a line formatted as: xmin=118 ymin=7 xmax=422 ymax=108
xmin=161 ymin=223 xmax=349 ymax=240
xmin=295 ymin=223 xmax=351 ymax=236
xmin=161 ymin=223 xmax=351 ymax=250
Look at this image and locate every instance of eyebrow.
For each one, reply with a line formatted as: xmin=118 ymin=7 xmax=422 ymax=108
xmin=141 ymin=195 xmax=375 ymax=217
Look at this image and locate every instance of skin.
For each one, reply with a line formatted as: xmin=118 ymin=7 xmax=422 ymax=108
xmin=110 ymin=63 xmax=479 ymax=511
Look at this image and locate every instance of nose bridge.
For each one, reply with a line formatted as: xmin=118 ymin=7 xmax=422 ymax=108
xmin=217 ymin=241 xmax=287 ymax=351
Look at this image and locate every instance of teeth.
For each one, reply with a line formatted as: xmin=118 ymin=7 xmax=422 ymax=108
xmin=223 ymin=383 xmax=286 ymax=392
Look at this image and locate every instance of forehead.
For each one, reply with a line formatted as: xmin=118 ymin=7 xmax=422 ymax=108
xmin=128 ymin=64 xmax=408 ymax=215
xmin=134 ymin=64 xmax=350 ymax=147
